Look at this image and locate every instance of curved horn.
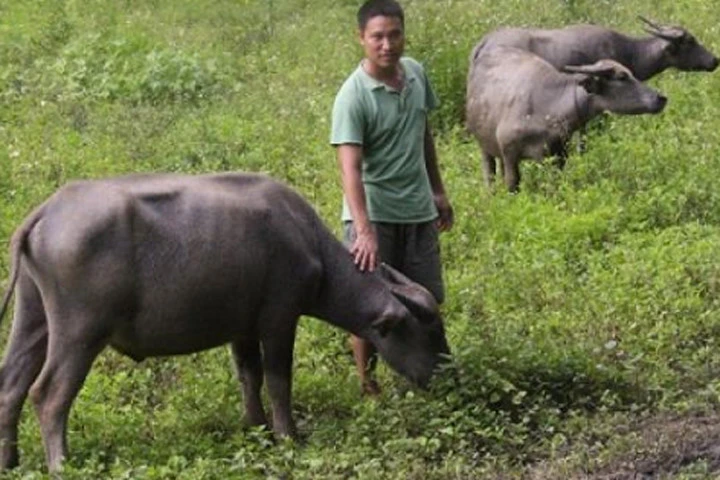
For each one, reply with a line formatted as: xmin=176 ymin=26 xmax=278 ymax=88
xmin=638 ymin=15 xmax=662 ymax=31
xmin=638 ymin=16 xmax=686 ymax=40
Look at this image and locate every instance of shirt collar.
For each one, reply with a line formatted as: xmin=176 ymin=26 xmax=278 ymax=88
xmin=357 ymin=58 xmax=417 ymax=92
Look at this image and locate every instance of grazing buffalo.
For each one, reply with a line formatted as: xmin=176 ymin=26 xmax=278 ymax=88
xmin=474 ymin=16 xmax=719 ymax=81
xmin=466 ymin=46 xmax=667 ymax=192
xmin=0 ymin=173 xmax=450 ymax=472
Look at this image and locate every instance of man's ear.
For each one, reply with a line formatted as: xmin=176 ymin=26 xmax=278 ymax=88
xmin=371 ymin=315 xmax=403 ymax=338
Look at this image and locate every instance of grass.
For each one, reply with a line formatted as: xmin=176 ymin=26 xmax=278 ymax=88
xmin=1 ymin=0 xmax=720 ymax=477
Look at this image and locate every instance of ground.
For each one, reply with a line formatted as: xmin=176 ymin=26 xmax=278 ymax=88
xmin=527 ymin=413 xmax=720 ymax=479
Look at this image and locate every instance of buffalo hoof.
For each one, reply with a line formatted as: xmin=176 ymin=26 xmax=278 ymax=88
xmin=0 ymin=447 xmax=19 ymax=471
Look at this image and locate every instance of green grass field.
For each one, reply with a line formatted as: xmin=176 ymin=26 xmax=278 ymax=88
xmin=1 ymin=0 xmax=720 ymax=478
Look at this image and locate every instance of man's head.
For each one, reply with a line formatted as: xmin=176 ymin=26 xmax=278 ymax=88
xmin=357 ymin=0 xmax=404 ymax=32
xmin=357 ymin=0 xmax=405 ymax=73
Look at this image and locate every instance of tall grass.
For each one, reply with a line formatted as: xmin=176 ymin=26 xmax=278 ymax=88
xmin=1 ymin=0 xmax=720 ymax=477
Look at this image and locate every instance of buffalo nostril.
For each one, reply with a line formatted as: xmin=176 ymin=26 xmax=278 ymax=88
xmin=712 ymin=57 xmax=720 ymax=71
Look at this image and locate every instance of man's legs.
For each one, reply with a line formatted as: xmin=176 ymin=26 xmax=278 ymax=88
xmin=344 ymin=222 xmax=399 ymax=395
xmin=349 ymin=334 xmax=381 ymax=395
xmin=344 ymin=221 xmax=445 ymax=395
xmin=399 ymin=221 xmax=445 ymax=304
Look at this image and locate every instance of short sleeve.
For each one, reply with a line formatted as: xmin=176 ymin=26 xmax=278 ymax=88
xmin=330 ymin=82 xmax=364 ymax=146
xmin=424 ymin=70 xmax=438 ymax=111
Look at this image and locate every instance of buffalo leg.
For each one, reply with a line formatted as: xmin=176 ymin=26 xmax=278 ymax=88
xmin=502 ymin=155 xmax=522 ymax=193
xmin=550 ymin=141 xmax=569 ymax=170
xmin=481 ymin=151 xmax=497 ymax=188
xmin=0 ymin=273 xmax=48 ymax=470
xmin=577 ymin=125 xmax=587 ymax=154
xmin=260 ymin=320 xmax=298 ymax=438
xmin=230 ymin=336 xmax=268 ymax=428
xmin=28 ymin=311 xmax=106 ymax=473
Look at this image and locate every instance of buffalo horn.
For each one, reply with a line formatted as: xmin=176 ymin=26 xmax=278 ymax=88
xmin=638 ymin=16 xmax=685 ymax=41
xmin=638 ymin=15 xmax=662 ymax=31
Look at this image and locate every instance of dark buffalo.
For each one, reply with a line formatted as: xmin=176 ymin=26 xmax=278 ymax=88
xmin=474 ymin=17 xmax=719 ymax=81
xmin=0 ymin=173 xmax=450 ymax=472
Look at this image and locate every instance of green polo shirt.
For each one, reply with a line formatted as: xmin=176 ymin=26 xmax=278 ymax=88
xmin=331 ymin=56 xmax=438 ymax=223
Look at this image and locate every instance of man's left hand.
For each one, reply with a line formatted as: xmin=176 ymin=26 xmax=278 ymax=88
xmin=434 ymin=194 xmax=454 ymax=232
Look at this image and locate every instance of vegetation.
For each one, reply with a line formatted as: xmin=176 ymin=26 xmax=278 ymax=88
xmin=1 ymin=0 xmax=719 ymax=478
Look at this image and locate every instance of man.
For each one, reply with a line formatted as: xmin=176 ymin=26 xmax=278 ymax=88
xmin=330 ymin=0 xmax=453 ymax=395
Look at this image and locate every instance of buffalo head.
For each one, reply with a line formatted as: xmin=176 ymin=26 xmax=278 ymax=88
xmin=639 ymin=16 xmax=719 ymax=73
xmin=368 ymin=263 xmax=451 ymax=388
xmin=565 ymin=60 xmax=668 ymax=114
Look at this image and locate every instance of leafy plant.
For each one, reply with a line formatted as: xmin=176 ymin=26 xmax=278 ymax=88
xmin=1 ymin=0 xmax=720 ymax=477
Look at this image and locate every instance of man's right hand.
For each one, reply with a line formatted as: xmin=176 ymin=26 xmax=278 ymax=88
xmin=350 ymin=225 xmax=379 ymax=272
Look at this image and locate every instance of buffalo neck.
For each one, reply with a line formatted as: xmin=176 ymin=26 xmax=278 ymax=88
xmin=624 ymin=36 xmax=668 ymax=81
xmin=568 ymin=80 xmax=593 ymax=131
xmin=548 ymin=78 xmax=592 ymax=134
xmin=305 ymin=228 xmax=396 ymax=337
xmin=582 ymin=87 xmax=607 ymax=123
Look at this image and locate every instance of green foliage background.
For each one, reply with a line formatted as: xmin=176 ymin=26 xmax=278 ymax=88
xmin=1 ymin=0 xmax=719 ymax=478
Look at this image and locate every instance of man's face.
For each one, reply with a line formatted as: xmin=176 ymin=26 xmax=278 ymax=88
xmin=359 ymin=15 xmax=404 ymax=71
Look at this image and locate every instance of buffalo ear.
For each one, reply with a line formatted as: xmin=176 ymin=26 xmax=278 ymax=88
xmin=378 ymin=262 xmax=414 ymax=286
xmin=578 ymin=75 xmax=602 ymax=94
xmin=564 ymin=64 xmax=611 ymax=95
xmin=378 ymin=263 xmax=440 ymax=324
xmin=372 ymin=315 xmax=403 ymax=338
xmin=663 ymin=40 xmax=680 ymax=55
xmin=564 ymin=63 xmax=616 ymax=78
xmin=391 ymin=286 xmax=440 ymax=324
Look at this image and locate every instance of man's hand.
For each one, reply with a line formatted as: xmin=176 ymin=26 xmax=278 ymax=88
xmin=434 ymin=193 xmax=454 ymax=232
xmin=351 ymin=225 xmax=379 ymax=272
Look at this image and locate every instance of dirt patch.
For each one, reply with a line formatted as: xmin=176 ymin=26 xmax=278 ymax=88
xmin=527 ymin=412 xmax=720 ymax=479
xmin=590 ymin=413 xmax=720 ymax=479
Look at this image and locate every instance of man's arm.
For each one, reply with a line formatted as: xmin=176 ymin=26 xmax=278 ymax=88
xmin=337 ymin=144 xmax=378 ymax=272
xmin=424 ymin=123 xmax=454 ymax=232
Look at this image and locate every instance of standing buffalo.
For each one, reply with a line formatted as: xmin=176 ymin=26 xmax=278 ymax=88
xmin=466 ymin=46 xmax=667 ymax=192
xmin=475 ymin=17 xmax=719 ymax=81
xmin=0 ymin=173 xmax=450 ymax=473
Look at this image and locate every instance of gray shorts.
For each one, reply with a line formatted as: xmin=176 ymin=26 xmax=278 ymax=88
xmin=343 ymin=221 xmax=445 ymax=304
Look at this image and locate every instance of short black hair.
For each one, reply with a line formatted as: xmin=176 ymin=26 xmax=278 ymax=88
xmin=357 ymin=0 xmax=405 ymax=31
